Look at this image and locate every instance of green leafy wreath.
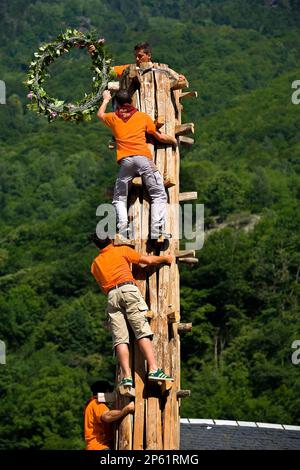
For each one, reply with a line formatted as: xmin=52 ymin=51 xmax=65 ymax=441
xmin=25 ymin=29 xmax=114 ymax=123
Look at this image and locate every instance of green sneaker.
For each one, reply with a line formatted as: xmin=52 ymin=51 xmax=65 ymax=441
xmin=119 ymin=377 xmax=133 ymax=388
xmin=148 ymin=369 xmax=174 ymax=382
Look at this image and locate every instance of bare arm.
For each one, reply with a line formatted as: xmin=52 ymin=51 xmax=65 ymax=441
xmin=152 ymin=130 xmax=177 ymax=147
xmin=97 ymin=90 xmax=111 ymax=121
xmin=101 ymin=402 xmax=134 ymax=424
xmin=139 ymin=254 xmax=173 ymax=266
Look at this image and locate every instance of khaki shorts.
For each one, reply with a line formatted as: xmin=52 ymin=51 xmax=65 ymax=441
xmin=106 ymin=284 xmax=153 ymax=348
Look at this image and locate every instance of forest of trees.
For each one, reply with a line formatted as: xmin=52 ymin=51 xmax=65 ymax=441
xmin=0 ymin=0 xmax=300 ymax=449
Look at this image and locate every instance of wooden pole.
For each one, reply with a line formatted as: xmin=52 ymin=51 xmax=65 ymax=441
xmin=113 ymin=62 xmax=194 ymax=450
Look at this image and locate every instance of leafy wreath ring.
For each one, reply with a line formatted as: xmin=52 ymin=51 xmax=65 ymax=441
xmin=25 ymin=29 xmax=113 ymax=122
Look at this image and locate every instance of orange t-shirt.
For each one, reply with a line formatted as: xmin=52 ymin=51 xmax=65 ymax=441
xmin=101 ymin=111 xmax=157 ymax=161
xmin=91 ymin=244 xmax=142 ymax=294
xmin=84 ymin=399 xmax=113 ymax=450
xmin=113 ymin=64 xmax=130 ymax=77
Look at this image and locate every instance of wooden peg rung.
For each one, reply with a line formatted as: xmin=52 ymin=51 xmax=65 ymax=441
xmin=107 ymin=81 xmax=120 ymax=91
xmin=171 ymin=78 xmax=189 ymax=90
xmin=175 ymin=250 xmax=195 ymax=258
xmin=97 ymin=392 xmax=116 ymax=403
xmin=179 ymin=192 xmax=198 ymax=202
xmin=118 ymin=385 xmax=136 ymax=397
xmin=176 ymin=390 xmax=191 ymax=399
xmin=179 ymin=136 xmax=194 ymax=147
xmin=178 ymin=323 xmax=193 ymax=333
xmin=179 ymin=91 xmax=198 ymax=100
xmin=175 ymin=123 xmax=194 ymax=136
xmin=177 ymin=257 xmax=199 ymax=265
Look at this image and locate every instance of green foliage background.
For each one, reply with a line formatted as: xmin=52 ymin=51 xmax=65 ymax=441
xmin=0 ymin=0 xmax=300 ymax=449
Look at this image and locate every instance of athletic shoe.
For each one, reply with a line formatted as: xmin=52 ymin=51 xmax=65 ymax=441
xmin=148 ymin=369 xmax=174 ymax=382
xmin=119 ymin=377 xmax=133 ymax=388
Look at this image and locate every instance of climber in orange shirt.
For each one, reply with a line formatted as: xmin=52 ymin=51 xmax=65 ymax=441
xmin=84 ymin=380 xmax=134 ymax=450
xmin=88 ymin=41 xmax=186 ymax=81
xmin=90 ymin=234 xmax=174 ymax=388
xmin=97 ymin=88 xmax=177 ymax=241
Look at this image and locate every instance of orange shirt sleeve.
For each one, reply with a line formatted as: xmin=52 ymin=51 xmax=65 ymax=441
xmin=122 ymin=247 xmax=142 ymax=265
xmin=101 ymin=112 xmax=114 ymax=128
xmin=113 ymin=65 xmax=130 ymax=77
xmin=145 ymin=114 xmax=157 ymax=136
xmin=95 ymin=403 xmax=110 ymax=423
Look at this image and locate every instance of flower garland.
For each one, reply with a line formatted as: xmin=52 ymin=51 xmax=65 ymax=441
xmin=25 ymin=29 xmax=114 ymax=122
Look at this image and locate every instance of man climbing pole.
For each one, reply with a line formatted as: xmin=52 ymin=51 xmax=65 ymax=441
xmin=97 ymin=89 xmax=177 ymax=241
xmin=84 ymin=380 xmax=134 ymax=450
xmin=90 ymin=234 xmax=174 ymax=389
xmin=88 ymin=41 xmax=186 ymax=82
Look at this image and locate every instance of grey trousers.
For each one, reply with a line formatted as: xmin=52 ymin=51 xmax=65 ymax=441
xmin=112 ymin=155 xmax=167 ymax=238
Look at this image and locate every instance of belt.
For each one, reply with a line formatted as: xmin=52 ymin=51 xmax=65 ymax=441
xmin=107 ymin=281 xmax=136 ymax=294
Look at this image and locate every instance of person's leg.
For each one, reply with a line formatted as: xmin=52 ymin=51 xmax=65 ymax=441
xmin=107 ymin=290 xmax=131 ymax=380
xmin=136 ymin=157 xmax=168 ymax=238
xmin=112 ymin=158 xmax=134 ymax=237
xmin=115 ymin=343 xmax=131 ymax=378
xmin=137 ymin=336 xmax=173 ymax=380
xmin=136 ymin=337 xmax=157 ymax=372
xmin=147 ymin=170 xmax=168 ymax=238
xmin=119 ymin=283 xmax=172 ymax=379
xmin=119 ymin=283 xmax=155 ymax=370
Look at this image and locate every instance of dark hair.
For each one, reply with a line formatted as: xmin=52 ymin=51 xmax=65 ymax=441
xmin=90 ymin=380 xmax=114 ymax=395
xmin=115 ymin=89 xmax=132 ymax=106
xmin=134 ymin=42 xmax=152 ymax=56
xmin=89 ymin=233 xmax=111 ymax=250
